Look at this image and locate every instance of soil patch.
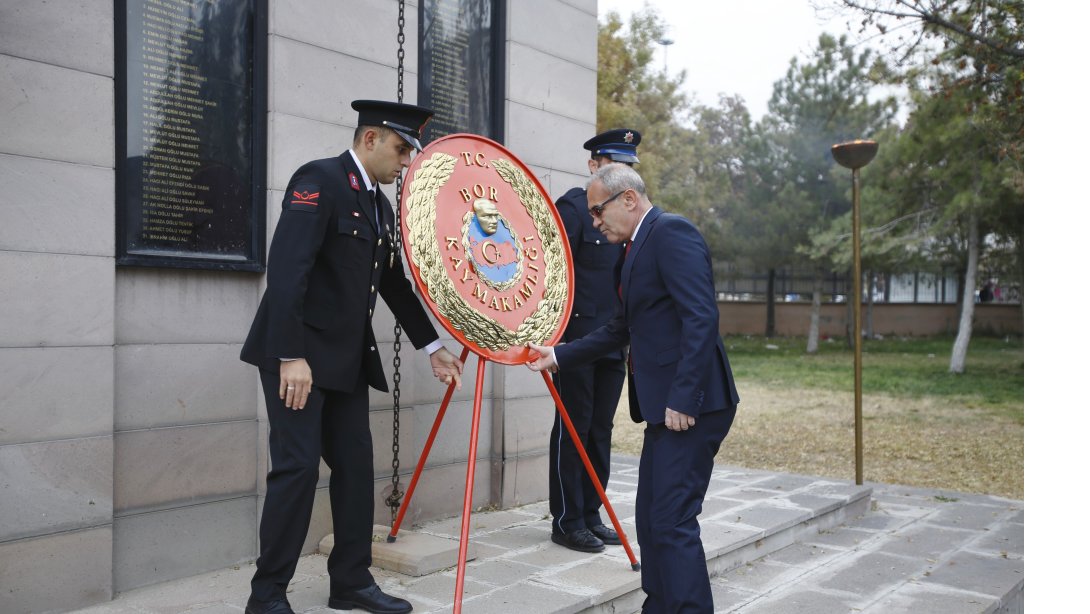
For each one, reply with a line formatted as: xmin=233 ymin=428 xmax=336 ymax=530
xmin=611 ymin=381 xmax=1023 ymax=500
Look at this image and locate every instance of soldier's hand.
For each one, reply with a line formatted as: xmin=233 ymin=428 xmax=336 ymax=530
xmin=430 ymin=347 xmax=463 ymax=390
xmin=280 ymin=359 xmax=313 ymax=410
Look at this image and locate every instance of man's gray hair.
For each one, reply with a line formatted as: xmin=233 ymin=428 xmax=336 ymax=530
xmin=588 ymin=163 xmax=646 ymax=196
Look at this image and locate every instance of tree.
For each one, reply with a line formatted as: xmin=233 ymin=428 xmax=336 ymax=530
xmin=736 ymin=33 xmax=896 ymax=340
xmin=806 ymin=123 xmax=922 ymax=345
xmin=833 ymin=0 xmax=1024 ymax=372
xmin=662 ymin=95 xmax=755 ymax=262
xmin=836 ymin=0 xmax=1023 ymax=64
xmin=596 ymin=9 xmax=750 ymax=265
xmin=597 ymin=8 xmax=690 ymax=199
xmin=872 ymin=86 xmax=1020 ymax=372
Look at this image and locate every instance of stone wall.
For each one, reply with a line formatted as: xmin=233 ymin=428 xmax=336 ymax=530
xmin=1 ymin=2 xmax=118 ymax=611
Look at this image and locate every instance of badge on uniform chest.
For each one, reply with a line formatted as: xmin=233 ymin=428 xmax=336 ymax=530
xmin=341 ymin=212 xmax=395 ymax=270
xmin=386 ymin=224 xmax=396 ymax=269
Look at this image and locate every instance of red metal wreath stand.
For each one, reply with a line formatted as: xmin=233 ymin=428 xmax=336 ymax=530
xmin=386 ymin=346 xmax=640 ymax=613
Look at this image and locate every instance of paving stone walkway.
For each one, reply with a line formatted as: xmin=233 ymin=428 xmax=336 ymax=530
xmin=69 ymin=456 xmax=1023 ymax=613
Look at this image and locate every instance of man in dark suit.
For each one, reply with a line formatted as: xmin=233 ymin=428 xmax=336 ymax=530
xmin=549 ymin=129 xmax=642 ymax=553
xmin=241 ymin=100 xmax=464 ymax=614
xmin=529 ymin=164 xmax=739 ymax=613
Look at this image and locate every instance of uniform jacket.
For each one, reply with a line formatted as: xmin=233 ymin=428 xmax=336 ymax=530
xmin=555 ymin=207 xmax=740 ymax=423
xmin=241 ymin=150 xmax=438 ymax=393
xmin=556 ymin=187 xmax=625 ymax=361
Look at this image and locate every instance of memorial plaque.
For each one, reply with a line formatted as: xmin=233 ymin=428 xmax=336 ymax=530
xmin=116 ymin=0 xmax=267 ymax=271
xmin=419 ymin=0 xmax=505 ymax=145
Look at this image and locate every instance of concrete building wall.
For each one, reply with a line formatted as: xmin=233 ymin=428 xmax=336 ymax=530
xmin=490 ymin=0 xmax=599 ymax=510
xmin=112 ymin=269 xmax=260 ymax=592
xmin=0 ymin=0 xmax=598 ymax=611
xmin=0 ymin=1 xmax=117 ymax=612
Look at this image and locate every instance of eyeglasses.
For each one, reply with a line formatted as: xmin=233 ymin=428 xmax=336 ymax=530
xmin=589 ymin=191 xmax=626 ymax=219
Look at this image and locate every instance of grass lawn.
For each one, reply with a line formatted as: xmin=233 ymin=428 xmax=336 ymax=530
xmin=611 ymin=335 xmax=1024 ymax=499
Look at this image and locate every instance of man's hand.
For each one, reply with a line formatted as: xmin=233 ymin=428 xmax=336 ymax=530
xmin=664 ymin=408 xmax=696 ymax=432
xmin=526 ymin=343 xmax=558 ymax=373
xmin=280 ymin=359 xmax=313 ymax=410
xmin=430 ymin=347 xmax=464 ymax=390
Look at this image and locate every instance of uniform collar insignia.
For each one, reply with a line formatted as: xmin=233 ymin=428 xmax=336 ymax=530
xmin=348 ymin=172 xmax=360 ymax=191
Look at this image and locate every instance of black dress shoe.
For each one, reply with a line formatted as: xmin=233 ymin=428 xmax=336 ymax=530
xmin=589 ymin=524 xmax=622 ymax=545
xmin=245 ymin=595 xmax=295 ymax=614
xmin=551 ymin=528 xmax=605 ymax=553
xmin=329 ymin=583 xmax=412 ymax=613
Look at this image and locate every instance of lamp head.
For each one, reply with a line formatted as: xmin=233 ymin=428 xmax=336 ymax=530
xmin=831 ymin=140 xmax=879 ymax=170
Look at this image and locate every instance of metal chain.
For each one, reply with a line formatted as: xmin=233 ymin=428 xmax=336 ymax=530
xmin=385 ymin=0 xmax=408 ymax=525
xmin=396 ymin=1 xmax=406 ymax=105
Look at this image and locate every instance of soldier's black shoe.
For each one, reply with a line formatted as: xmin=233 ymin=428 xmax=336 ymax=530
xmin=329 ymin=583 xmax=412 ymax=613
xmin=589 ymin=524 xmax=621 ymax=545
xmin=551 ymin=528 xmax=606 ymax=553
xmin=245 ymin=596 xmax=295 ymax=614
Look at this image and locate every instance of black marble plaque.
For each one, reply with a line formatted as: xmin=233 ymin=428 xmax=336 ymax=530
xmin=116 ymin=0 xmax=267 ymax=271
xmin=419 ymin=0 xmax=505 ymax=145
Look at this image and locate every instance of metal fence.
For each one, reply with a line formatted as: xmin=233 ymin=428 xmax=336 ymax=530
xmin=713 ymin=264 xmax=1021 ymax=305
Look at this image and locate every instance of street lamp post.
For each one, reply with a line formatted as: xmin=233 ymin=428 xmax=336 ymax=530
xmin=831 ymin=139 xmax=878 ymax=486
xmin=657 ymin=37 xmax=674 ymax=72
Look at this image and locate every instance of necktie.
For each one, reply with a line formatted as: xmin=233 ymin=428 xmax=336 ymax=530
xmin=370 ymin=189 xmax=381 ymax=227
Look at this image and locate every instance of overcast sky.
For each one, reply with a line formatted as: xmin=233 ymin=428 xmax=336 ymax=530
xmin=595 ymin=0 xmax=859 ymax=118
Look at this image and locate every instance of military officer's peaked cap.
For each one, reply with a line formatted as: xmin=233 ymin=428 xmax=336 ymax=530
xmin=583 ymin=128 xmax=642 ymax=164
xmin=352 ymin=100 xmax=434 ymax=152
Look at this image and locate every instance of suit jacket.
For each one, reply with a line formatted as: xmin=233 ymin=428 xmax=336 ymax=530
xmin=555 ymin=207 xmax=739 ymax=424
xmin=556 ymin=187 xmax=625 ymax=361
xmin=241 ymin=150 xmax=438 ymax=393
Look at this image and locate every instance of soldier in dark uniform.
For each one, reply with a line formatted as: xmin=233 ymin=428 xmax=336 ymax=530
xmin=240 ymin=100 xmax=464 ymax=614
xmin=549 ymin=129 xmax=642 ymax=553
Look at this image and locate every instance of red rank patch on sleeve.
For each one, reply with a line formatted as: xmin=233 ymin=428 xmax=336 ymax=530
xmin=287 ymin=183 xmax=322 ymax=212
xmin=291 ymin=190 xmax=320 ymax=205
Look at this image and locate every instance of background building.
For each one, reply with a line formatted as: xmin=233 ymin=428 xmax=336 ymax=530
xmin=0 ymin=1 xmax=598 ymax=611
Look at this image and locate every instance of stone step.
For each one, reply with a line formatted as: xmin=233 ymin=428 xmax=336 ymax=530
xmin=376 ymin=462 xmax=872 ymax=613
xmin=63 ymin=459 xmax=1023 ymax=614
xmin=320 ymin=526 xmax=480 ymax=578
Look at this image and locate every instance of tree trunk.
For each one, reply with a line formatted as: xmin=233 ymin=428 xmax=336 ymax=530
xmin=845 ymin=276 xmax=855 ymax=350
xmin=955 ymin=268 xmax=966 ymax=312
xmin=764 ymin=267 xmax=776 ymax=338
xmin=950 ymin=212 xmax=980 ymax=373
xmin=865 ymin=270 xmax=876 ymax=339
xmin=806 ymin=268 xmax=822 ymax=353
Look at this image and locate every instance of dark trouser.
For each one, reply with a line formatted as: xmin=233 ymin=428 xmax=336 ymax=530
xmin=549 ymin=357 xmax=626 ymax=534
xmin=251 ymin=369 xmax=376 ymax=601
xmin=637 ymin=405 xmax=736 ymax=614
